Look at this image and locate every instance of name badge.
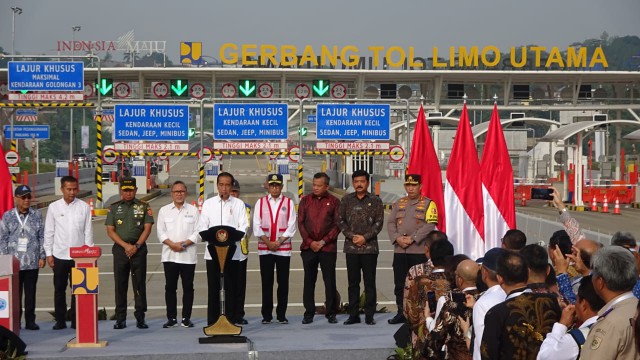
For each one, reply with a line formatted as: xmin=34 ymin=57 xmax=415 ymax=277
xmin=17 ymin=237 xmax=28 ymax=252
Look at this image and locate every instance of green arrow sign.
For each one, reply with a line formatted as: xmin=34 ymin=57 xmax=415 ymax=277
xmin=313 ymin=80 xmax=329 ymax=96
xmin=171 ymin=80 xmax=188 ymax=96
xmin=239 ymin=80 xmax=256 ymax=97
xmin=98 ymin=79 xmax=113 ymax=96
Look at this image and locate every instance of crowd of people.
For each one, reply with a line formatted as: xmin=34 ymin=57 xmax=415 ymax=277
xmin=1 ymin=171 xmax=640 ymax=360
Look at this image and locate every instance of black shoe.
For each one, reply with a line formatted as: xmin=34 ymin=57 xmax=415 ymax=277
xmin=326 ymin=314 xmax=338 ymax=324
xmin=25 ymin=323 xmax=40 ymax=330
xmin=181 ymin=318 xmax=194 ymax=328
xmin=136 ymin=321 xmax=149 ymax=329
xmin=52 ymin=322 xmax=67 ymax=330
xmin=235 ymin=318 xmax=248 ymax=325
xmin=302 ymin=316 xmax=314 ymax=324
xmin=343 ymin=316 xmax=361 ymax=325
xmin=387 ymin=313 xmax=406 ymax=324
xmin=365 ymin=317 xmax=376 ymax=325
xmin=113 ymin=321 xmax=126 ymax=330
xmin=163 ymin=319 xmax=178 ymax=328
xmin=277 ymin=318 xmax=289 ymax=324
xmin=261 ymin=319 xmax=272 ymax=324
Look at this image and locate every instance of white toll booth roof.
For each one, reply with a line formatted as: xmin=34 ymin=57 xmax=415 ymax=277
xmin=471 ymin=118 xmax=561 ymax=139
xmin=540 ymin=120 xmax=640 ymax=142
xmin=623 ymin=129 xmax=640 ymax=141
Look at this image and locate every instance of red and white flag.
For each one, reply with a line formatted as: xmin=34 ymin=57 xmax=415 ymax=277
xmin=0 ymin=144 xmax=14 ymax=215
xmin=407 ymin=105 xmax=445 ymax=232
xmin=444 ymin=104 xmax=485 ymax=259
xmin=481 ymin=104 xmax=516 ymax=250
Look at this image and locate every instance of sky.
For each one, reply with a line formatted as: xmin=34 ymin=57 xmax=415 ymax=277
xmin=2 ymin=0 xmax=639 ymax=63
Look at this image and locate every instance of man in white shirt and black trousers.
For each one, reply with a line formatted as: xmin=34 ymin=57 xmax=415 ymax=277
xmin=156 ymin=180 xmax=200 ymax=328
xmin=44 ymin=176 xmax=93 ymax=330
xmin=196 ymin=172 xmax=249 ymax=326
xmin=253 ymin=174 xmax=297 ymax=324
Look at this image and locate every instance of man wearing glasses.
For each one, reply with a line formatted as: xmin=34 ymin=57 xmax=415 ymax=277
xmin=157 ymin=181 xmax=199 ymax=328
xmin=0 ymin=185 xmax=45 ymax=330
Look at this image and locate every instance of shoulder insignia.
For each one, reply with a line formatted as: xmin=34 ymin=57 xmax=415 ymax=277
xmin=590 ymin=335 xmax=602 ymax=350
xmin=147 ymin=207 xmax=153 ymax=216
xmin=425 ymin=201 xmax=438 ymax=223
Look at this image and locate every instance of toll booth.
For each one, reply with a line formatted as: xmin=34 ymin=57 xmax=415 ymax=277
xmin=277 ymin=158 xmax=290 ymax=194
xmin=54 ymin=160 xmax=70 ymax=195
xmin=131 ymin=158 xmax=147 ymax=194
xmin=203 ymin=160 xmax=220 ymax=197
xmin=0 ymin=255 xmax=20 ymax=335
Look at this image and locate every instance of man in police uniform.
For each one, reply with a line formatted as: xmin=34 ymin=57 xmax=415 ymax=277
xmin=106 ymin=177 xmax=154 ymax=330
xmin=387 ymin=174 xmax=438 ymax=324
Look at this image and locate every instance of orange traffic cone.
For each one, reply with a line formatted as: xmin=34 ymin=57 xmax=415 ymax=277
xmin=613 ymin=198 xmax=621 ymax=215
xmin=601 ymin=196 xmax=609 ymax=213
xmin=591 ymin=196 xmax=598 ymax=212
xmin=521 ymin=192 xmax=527 ymax=207
xmin=88 ymin=198 xmax=95 ymax=217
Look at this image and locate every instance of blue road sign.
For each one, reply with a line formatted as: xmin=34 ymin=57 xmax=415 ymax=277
xmin=8 ymin=61 xmax=84 ymax=91
xmin=307 ymin=115 xmax=316 ymax=123
xmin=316 ymin=104 xmax=390 ymax=140
xmin=15 ymin=109 xmax=38 ymax=117
xmin=4 ymin=125 xmax=50 ymax=139
xmin=214 ymin=103 xmax=288 ymax=140
xmin=114 ymin=104 xmax=189 ymax=141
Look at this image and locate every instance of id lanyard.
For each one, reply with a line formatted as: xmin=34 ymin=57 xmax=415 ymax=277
xmin=14 ymin=209 xmax=29 ymax=235
xmin=14 ymin=209 xmax=30 ymax=252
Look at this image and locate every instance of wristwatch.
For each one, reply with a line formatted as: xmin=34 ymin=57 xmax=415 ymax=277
xmin=135 ymin=243 xmax=141 ymax=249
xmin=181 ymin=243 xmax=188 ymax=250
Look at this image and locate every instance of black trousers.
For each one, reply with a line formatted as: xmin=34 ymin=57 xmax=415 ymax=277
xmin=205 ymin=256 xmax=247 ymax=324
xmin=113 ymin=245 xmax=147 ymax=322
xmin=392 ymin=253 xmax=428 ymax=312
xmin=301 ymin=250 xmax=337 ymax=318
xmin=259 ymin=254 xmax=290 ymax=321
xmin=18 ymin=269 xmax=39 ymax=324
xmin=163 ymin=262 xmax=196 ymax=321
xmin=52 ymin=257 xmax=75 ymax=324
xmin=345 ymin=253 xmax=378 ymax=318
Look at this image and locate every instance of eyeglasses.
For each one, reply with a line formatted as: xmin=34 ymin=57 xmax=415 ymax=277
xmin=17 ymin=194 xmax=32 ymax=200
xmin=171 ymin=190 xmax=186 ymax=194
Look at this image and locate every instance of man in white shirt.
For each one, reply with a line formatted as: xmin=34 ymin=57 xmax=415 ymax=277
xmin=472 ymin=247 xmax=506 ymax=360
xmin=157 ymin=181 xmax=199 ymax=329
xmin=253 ymin=174 xmax=297 ymax=324
xmin=537 ymin=275 xmax=605 ymax=360
xmin=196 ymin=172 xmax=248 ymax=326
xmin=44 ymin=176 xmax=93 ymax=330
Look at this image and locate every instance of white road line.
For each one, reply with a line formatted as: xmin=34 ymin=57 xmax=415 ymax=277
xmin=38 ymin=267 xmax=394 ymax=276
xmin=34 ymin=301 xmax=397 ymax=313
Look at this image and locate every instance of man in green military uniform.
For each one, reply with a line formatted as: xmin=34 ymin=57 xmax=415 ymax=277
xmin=106 ymin=177 xmax=154 ymax=330
xmin=387 ymin=174 xmax=438 ymax=324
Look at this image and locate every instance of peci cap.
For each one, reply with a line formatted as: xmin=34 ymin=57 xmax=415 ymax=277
xmin=232 ymin=179 xmax=241 ymax=191
xmin=119 ymin=177 xmax=137 ymax=190
xmin=481 ymin=247 xmax=505 ymax=272
xmin=267 ymin=174 xmax=283 ymax=185
xmin=404 ymin=174 xmax=421 ymax=185
xmin=15 ymin=185 xmax=32 ymax=197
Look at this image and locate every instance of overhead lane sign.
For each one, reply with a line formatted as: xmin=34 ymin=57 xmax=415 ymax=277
xmin=8 ymin=61 xmax=84 ymax=91
xmin=4 ymin=125 xmax=50 ymax=139
xmin=316 ymin=104 xmax=390 ymax=140
xmin=114 ymin=104 xmax=189 ymax=141
xmin=214 ymin=103 xmax=288 ymax=140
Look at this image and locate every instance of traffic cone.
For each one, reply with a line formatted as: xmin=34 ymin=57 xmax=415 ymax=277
xmin=521 ymin=192 xmax=526 ymax=207
xmin=88 ymin=198 xmax=95 ymax=217
xmin=591 ymin=195 xmax=598 ymax=212
xmin=198 ymin=197 xmax=203 ymax=213
xmin=601 ymin=196 xmax=609 ymax=213
xmin=613 ymin=198 xmax=621 ymax=215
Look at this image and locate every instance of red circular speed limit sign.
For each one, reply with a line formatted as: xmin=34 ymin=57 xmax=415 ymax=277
xmin=4 ymin=150 xmax=19 ymax=166
xmin=389 ymin=145 xmax=405 ymax=162
xmin=115 ymin=82 xmax=131 ymax=98
xmin=153 ymin=82 xmax=169 ymax=98
xmin=221 ymin=83 xmax=236 ymax=98
xmin=294 ymin=84 xmax=310 ymax=99
xmin=258 ymin=83 xmax=274 ymax=98
xmin=331 ymin=83 xmax=347 ymax=99
xmin=190 ymin=83 xmax=206 ymax=99
xmin=103 ymin=148 xmax=118 ymax=164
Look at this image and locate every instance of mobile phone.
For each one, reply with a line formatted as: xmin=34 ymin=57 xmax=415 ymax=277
xmin=531 ymin=188 xmax=554 ymax=201
xmin=451 ymin=292 xmax=466 ymax=306
xmin=427 ymin=291 xmax=437 ymax=313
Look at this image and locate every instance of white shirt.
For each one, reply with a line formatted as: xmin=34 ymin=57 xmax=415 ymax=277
xmin=156 ymin=202 xmax=200 ymax=264
xmin=44 ymin=198 xmax=94 ymax=260
xmin=472 ymin=284 xmax=507 ymax=360
xmin=252 ymin=194 xmax=297 ymax=256
xmin=537 ymin=316 xmax=598 ymax=360
xmin=196 ymin=195 xmax=248 ymax=261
